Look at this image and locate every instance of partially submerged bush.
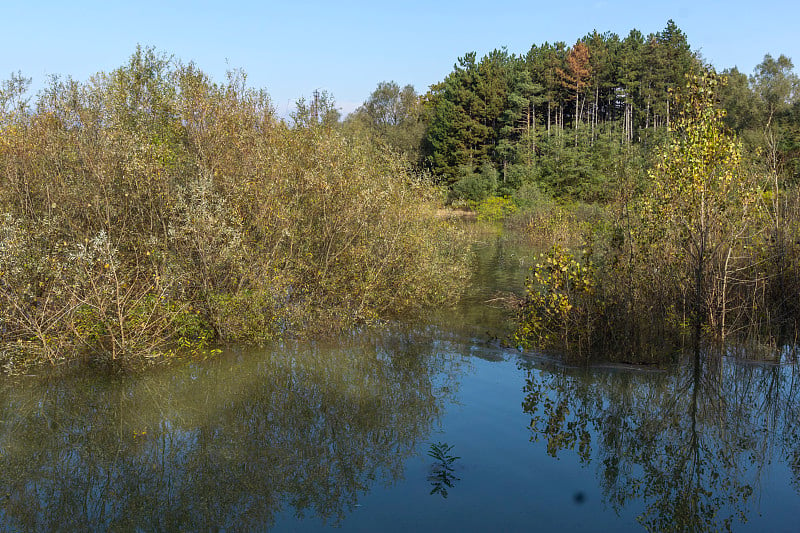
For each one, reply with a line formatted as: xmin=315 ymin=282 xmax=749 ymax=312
xmin=0 ymin=48 xmax=470 ymax=371
xmin=513 ymin=247 xmax=598 ymax=359
xmin=514 ymin=72 xmax=800 ymax=362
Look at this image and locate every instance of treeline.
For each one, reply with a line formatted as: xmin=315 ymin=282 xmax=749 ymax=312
xmin=350 ymin=20 xmax=800 ymax=204
xmin=423 ymin=20 xmax=695 ymax=201
xmin=0 ymin=47 xmax=469 ymax=371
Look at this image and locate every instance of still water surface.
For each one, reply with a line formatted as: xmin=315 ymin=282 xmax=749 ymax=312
xmin=1 ymin=230 xmax=799 ymax=531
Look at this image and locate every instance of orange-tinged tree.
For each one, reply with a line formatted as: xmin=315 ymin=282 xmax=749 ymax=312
xmin=558 ymin=41 xmax=592 ymax=132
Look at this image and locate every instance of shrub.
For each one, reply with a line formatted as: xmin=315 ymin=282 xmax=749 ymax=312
xmin=450 ymin=163 xmax=498 ymax=202
xmin=0 ymin=48 xmax=470 ymax=371
xmin=474 ymin=196 xmax=518 ymax=222
xmin=513 ymin=247 xmax=598 ymax=359
xmin=513 ymin=73 xmax=800 ymax=362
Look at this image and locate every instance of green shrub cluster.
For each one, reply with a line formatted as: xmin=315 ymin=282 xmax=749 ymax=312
xmin=0 ymin=48 xmax=470 ymax=371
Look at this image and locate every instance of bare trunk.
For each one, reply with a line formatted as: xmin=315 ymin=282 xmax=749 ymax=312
xmin=592 ymin=86 xmax=598 ymax=144
xmin=695 ymin=191 xmax=708 ymax=338
xmin=721 ymin=247 xmax=732 ymax=342
xmin=547 ymin=100 xmax=551 ymax=136
xmin=575 ymin=90 xmax=580 ymax=147
xmin=532 ymin=103 xmax=536 ymax=156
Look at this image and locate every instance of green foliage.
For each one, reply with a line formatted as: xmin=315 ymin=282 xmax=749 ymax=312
xmin=451 ymin=163 xmax=498 ymax=202
xmin=511 ymin=182 xmax=548 ymax=209
xmin=346 ymin=81 xmax=425 ymax=164
xmin=413 ymin=21 xmax=800 ymax=212
xmin=292 ymin=89 xmax=341 ymax=127
xmin=496 ymin=163 xmax=534 ymax=196
xmin=644 ymin=71 xmax=757 ymax=336
xmin=533 ymin=126 xmax=631 ymax=202
xmin=422 ymin=21 xmax=701 ymax=199
xmin=514 ymin=71 xmax=800 ymax=360
xmin=507 ymin=191 xmax=602 ymax=249
xmin=207 ymin=290 xmax=279 ymax=345
xmin=0 ymin=71 xmax=31 ymax=118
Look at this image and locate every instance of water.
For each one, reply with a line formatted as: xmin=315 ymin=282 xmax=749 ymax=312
xmin=1 ymin=228 xmax=799 ymax=531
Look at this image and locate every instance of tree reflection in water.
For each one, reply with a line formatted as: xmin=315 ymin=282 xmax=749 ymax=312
xmin=521 ymin=352 xmax=800 ymax=530
xmin=0 ymin=329 xmax=460 ymax=531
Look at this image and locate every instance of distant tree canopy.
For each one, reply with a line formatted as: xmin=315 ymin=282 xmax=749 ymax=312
xmin=292 ymin=89 xmax=341 ymax=128
xmin=344 ymin=20 xmax=798 ymax=202
xmin=721 ymin=53 xmax=800 ymax=181
xmin=345 ymin=81 xmax=425 ymax=165
xmin=419 ymin=21 xmax=698 ymax=198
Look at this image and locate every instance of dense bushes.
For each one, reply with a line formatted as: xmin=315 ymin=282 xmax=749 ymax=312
xmin=514 ymin=72 xmax=800 ymax=362
xmin=0 ymin=48 xmax=469 ymax=371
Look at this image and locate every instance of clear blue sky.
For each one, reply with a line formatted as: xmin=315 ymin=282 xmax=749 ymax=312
xmin=3 ymin=0 xmax=798 ymax=117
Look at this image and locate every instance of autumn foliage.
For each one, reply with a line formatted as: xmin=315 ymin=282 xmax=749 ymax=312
xmin=0 ymin=48 xmax=469 ymax=371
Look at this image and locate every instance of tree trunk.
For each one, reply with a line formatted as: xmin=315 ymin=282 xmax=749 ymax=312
xmin=575 ymin=90 xmax=580 ymax=146
xmin=547 ymin=100 xmax=551 ymax=136
xmin=720 ymin=247 xmax=732 ymax=342
xmin=694 ymin=192 xmax=708 ymax=339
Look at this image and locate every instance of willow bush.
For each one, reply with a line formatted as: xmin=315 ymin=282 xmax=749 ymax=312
xmin=0 ymin=48 xmax=469 ymax=371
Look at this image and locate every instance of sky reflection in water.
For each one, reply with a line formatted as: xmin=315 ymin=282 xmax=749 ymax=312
xmin=1 ymin=231 xmax=799 ymax=531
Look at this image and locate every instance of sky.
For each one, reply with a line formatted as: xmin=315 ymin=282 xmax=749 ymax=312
xmin=2 ymin=0 xmax=799 ymax=118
